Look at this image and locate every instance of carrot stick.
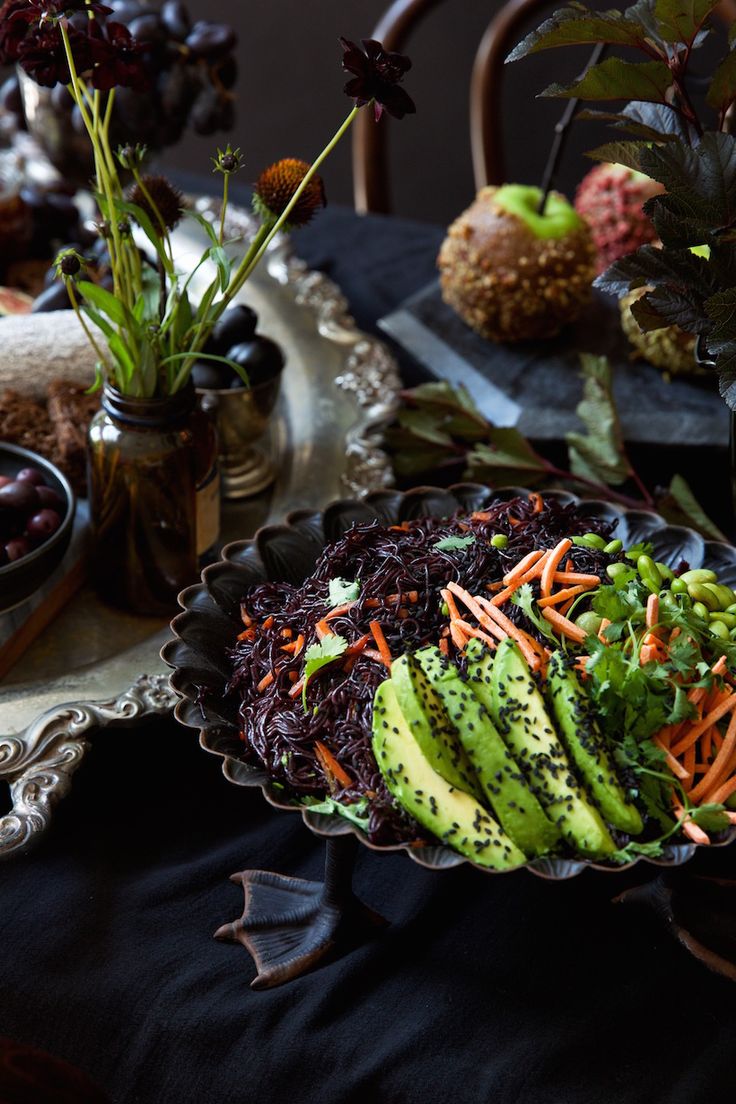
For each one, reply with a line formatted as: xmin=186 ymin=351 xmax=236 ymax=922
xmin=441 ymin=588 xmax=463 ymax=623
xmin=537 ymin=585 xmax=585 ymax=608
xmin=565 ymin=558 xmax=574 ymax=573
xmin=707 ymin=774 xmax=736 ymax=805
xmin=646 ymin=593 xmax=659 ymax=629
xmin=473 ymin=597 xmax=541 ymax=669
xmin=369 ymin=620 xmax=393 ymax=668
xmin=289 ymin=678 xmax=304 ymax=699
xmin=450 ymin=623 xmax=468 ymax=651
xmin=490 ymin=584 xmax=518 ymax=607
xmin=541 ymin=606 xmax=588 ymax=644
xmin=237 ymin=628 xmax=256 ymax=641
xmin=653 ymin=735 xmax=691 ymax=781
xmin=541 ymin=538 xmax=573 ymax=597
xmin=315 ymin=619 xmax=334 ymax=640
xmin=315 ymin=740 xmax=352 ymax=789
xmin=453 ymin=619 xmax=499 ymax=648
xmin=363 ymin=648 xmax=387 ymax=663
xmin=471 ymin=510 xmax=492 ymax=522
xmin=262 ymin=615 xmax=274 ymax=630
xmin=502 ymin=550 xmax=546 ymax=586
xmin=325 ymin=602 xmax=356 ymax=620
xmin=683 ymin=742 xmax=696 ymax=785
xmin=281 ymin=628 xmax=293 ymax=639
xmin=552 ymin=572 xmax=600 ymax=586
xmin=671 ymin=695 xmax=736 ymax=758
xmin=689 ymin=708 xmax=736 ymax=802
xmin=439 ymin=637 xmax=449 ymax=656
xmin=529 ymin=492 xmax=544 ymax=513
xmin=281 ymin=633 xmax=305 ymax=656
xmin=345 ymin=633 xmax=371 ymax=656
xmin=257 ymin=671 xmax=274 ymax=692
xmin=598 ymin=618 xmax=612 ymax=644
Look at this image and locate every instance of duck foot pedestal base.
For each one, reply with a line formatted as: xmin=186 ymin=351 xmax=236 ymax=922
xmin=215 ymin=835 xmax=386 ymax=989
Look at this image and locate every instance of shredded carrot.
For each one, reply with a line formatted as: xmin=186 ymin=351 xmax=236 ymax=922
xmin=257 ymin=671 xmax=274 ymax=692
xmin=315 ymin=740 xmax=352 ymax=789
xmin=315 ymin=619 xmax=334 ymax=640
xmin=237 ymin=627 xmax=256 ymax=641
xmin=439 ymin=637 xmax=449 ymax=656
xmin=363 ymin=648 xmax=386 ymax=663
xmin=369 ymin=621 xmax=393 ymax=668
xmin=646 ymin=593 xmax=659 ymax=629
xmin=708 ymin=774 xmax=736 ymax=805
xmin=345 ymin=633 xmax=371 ymax=656
xmin=281 ymin=628 xmax=293 ymax=639
xmin=281 ymin=633 xmax=305 ymax=655
xmin=671 ymin=695 xmax=736 ymax=758
xmin=288 ymin=671 xmax=298 ymax=683
xmin=683 ymin=742 xmax=696 ymax=785
xmin=552 ymin=571 xmax=600 ymax=587
xmin=653 ymin=735 xmax=691 ymax=780
xmin=528 ymin=492 xmax=544 ymax=513
xmin=537 ymin=585 xmax=585 ymax=609
xmin=690 ymin=708 xmax=736 ymax=802
xmin=541 ymin=539 xmax=573 ymax=598
xmin=441 ymin=587 xmax=463 ymax=623
xmin=471 ymin=510 xmax=492 ymax=522
xmin=450 ymin=623 xmax=468 ymax=651
xmin=240 ymin=607 xmax=253 ymax=627
xmin=565 ymin=558 xmax=574 ymax=573
xmin=541 ymin=606 xmax=588 ymax=644
xmin=598 ymin=618 xmax=612 ymax=644
xmin=509 ymin=516 xmax=521 ymax=527
xmin=325 ymin=602 xmax=356 ymax=621
xmin=453 ymin=619 xmax=499 ymax=648
xmin=490 ymin=585 xmax=517 ymax=607
xmin=486 ymin=581 xmax=505 ymax=592
xmin=262 ymin=615 xmax=274 ymax=630
xmin=289 ymin=678 xmax=304 ymax=699
xmin=474 ymin=597 xmax=542 ymax=670
xmin=502 ymin=550 xmax=546 ymax=586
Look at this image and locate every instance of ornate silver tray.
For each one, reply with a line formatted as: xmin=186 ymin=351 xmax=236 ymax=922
xmin=0 ymin=200 xmax=402 ymax=860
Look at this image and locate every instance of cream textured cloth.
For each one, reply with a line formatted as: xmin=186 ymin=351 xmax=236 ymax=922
xmin=0 ymin=310 xmax=98 ymax=397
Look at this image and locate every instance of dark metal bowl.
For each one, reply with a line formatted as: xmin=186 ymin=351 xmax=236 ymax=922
xmin=0 ymin=442 xmax=77 ymax=613
xmin=162 ymin=484 xmax=736 ymax=880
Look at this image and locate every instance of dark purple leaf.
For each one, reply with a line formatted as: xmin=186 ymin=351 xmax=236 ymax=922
xmin=543 ymin=57 xmax=673 ymax=103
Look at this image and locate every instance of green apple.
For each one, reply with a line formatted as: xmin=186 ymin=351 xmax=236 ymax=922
xmin=493 ymin=183 xmax=585 ymax=240
xmin=690 ymin=244 xmax=710 ymax=259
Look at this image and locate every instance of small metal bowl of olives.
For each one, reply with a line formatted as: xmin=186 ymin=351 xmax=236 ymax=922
xmin=0 ymin=443 xmax=76 ymax=613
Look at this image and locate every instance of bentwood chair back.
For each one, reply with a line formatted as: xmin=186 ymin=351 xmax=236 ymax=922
xmin=352 ymin=0 xmax=549 ymax=214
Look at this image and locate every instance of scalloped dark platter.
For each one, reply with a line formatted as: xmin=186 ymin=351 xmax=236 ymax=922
xmin=163 ymin=484 xmax=736 ymax=881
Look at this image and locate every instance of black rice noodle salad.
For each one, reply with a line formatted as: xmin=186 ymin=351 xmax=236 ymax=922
xmin=228 ymin=494 xmax=618 ymax=846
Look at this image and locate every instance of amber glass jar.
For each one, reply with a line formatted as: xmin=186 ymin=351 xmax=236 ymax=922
xmin=87 ymin=383 xmax=219 ymax=615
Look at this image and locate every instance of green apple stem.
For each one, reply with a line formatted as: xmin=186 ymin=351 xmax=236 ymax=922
xmin=537 ymin=42 xmax=607 ymax=216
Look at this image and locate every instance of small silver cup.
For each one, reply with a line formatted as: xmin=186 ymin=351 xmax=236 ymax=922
xmin=198 ymin=366 xmax=283 ymax=499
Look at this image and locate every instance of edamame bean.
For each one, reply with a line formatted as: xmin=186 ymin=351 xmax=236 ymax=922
xmin=655 ymin=561 xmax=674 ymax=582
xmin=680 ymin=569 xmax=718 ymax=585
xmin=710 ymin=611 xmax=736 ymax=629
xmin=727 ymin=603 xmax=736 ymax=616
xmin=702 ymin=582 xmax=735 ymax=609
xmin=606 ymin=563 xmax=629 ymax=580
xmin=603 ymin=539 xmax=623 ymax=555
xmin=688 ymin=582 xmax=720 ymax=611
xmin=572 ymin=533 xmax=607 ymax=549
xmin=575 ymin=611 xmax=603 ymax=635
xmin=710 ymin=620 xmax=730 ymax=640
xmin=692 ymin=601 xmax=710 ymax=620
xmin=491 ymin=534 xmax=508 ymax=549
xmin=670 ymin=577 xmax=688 ymax=595
xmin=637 ymin=555 xmax=662 ymax=593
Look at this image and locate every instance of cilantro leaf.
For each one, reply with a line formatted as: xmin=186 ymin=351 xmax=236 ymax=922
xmin=566 ymin=355 xmax=633 ymax=486
xmin=302 ymin=794 xmax=371 ymax=832
xmin=510 ymin=582 xmax=560 ymax=643
xmin=433 ymin=534 xmax=477 ymax=552
xmin=328 ymin=577 xmax=360 ymax=606
xmin=688 ymin=803 xmax=731 ymax=833
xmin=302 ymin=634 xmax=348 ymax=710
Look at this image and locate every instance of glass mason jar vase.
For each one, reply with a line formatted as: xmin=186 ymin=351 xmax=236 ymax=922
xmin=87 ymin=383 xmax=219 ymax=615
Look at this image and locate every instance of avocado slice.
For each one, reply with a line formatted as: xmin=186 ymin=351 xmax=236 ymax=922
xmin=480 ymin=638 xmax=616 ymax=857
xmin=391 ymin=653 xmax=482 ymax=800
xmin=415 ymin=646 xmax=560 ymax=857
xmin=547 ymin=652 xmax=643 ymax=835
xmin=372 ymin=681 xmax=526 ymax=870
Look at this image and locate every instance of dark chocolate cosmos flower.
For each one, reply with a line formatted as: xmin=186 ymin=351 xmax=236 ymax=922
xmin=17 ymin=22 xmax=92 ymax=87
xmin=253 ymin=158 xmax=326 ymax=228
xmin=340 ymin=37 xmax=415 ymax=121
xmin=89 ymin=20 xmax=149 ymax=92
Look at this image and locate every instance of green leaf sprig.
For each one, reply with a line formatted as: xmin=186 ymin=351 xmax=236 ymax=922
xmin=301 ymin=634 xmax=349 ymax=710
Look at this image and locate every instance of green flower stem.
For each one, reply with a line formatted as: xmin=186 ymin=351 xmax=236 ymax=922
xmin=66 ymin=280 xmax=112 ymax=377
xmin=130 ymin=166 xmax=175 ymax=267
xmin=220 ymin=173 xmax=230 ymax=245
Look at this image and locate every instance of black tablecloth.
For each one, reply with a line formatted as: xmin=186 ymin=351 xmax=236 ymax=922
xmin=3 ymin=207 xmax=736 ymax=1104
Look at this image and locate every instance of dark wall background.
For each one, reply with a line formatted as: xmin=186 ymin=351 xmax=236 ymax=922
xmin=159 ymin=0 xmax=617 ymax=226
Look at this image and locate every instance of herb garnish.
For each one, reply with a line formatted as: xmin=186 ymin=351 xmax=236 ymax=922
xmin=302 ymin=634 xmax=349 ymax=710
xmin=302 ymin=794 xmax=371 ymax=831
xmin=433 ymin=534 xmax=476 ymax=552
xmin=328 ymin=577 xmax=360 ymax=606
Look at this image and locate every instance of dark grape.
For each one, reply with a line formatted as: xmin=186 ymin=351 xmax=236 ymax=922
xmin=27 ymin=509 xmax=62 ymax=540
xmin=227 ymin=337 xmax=285 ymax=388
xmin=190 ymin=87 xmax=221 ymax=136
xmin=192 ymin=361 xmax=231 ymax=391
xmin=219 ymin=95 xmax=236 ymax=132
xmin=15 ymin=468 xmax=46 ymax=486
xmin=214 ymin=56 xmax=238 ymax=91
xmin=5 ymin=538 xmax=30 ymax=562
xmin=159 ymin=65 xmax=198 ymax=124
xmin=0 ymin=481 xmax=39 ymax=511
xmin=32 ymin=283 xmax=71 ymax=313
xmin=207 ymin=305 xmax=258 ymax=356
xmin=0 ymin=74 xmax=22 ymax=114
xmin=185 ymin=21 xmax=237 ymax=60
xmin=161 ymin=0 xmax=191 ymax=41
xmin=127 ymin=13 xmax=167 ymax=46
xmin=108 ymin=0 xmax=147 ymax=22
xmin=36 ymin=485 xmax=65 ymax=509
